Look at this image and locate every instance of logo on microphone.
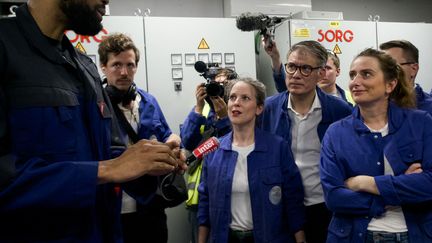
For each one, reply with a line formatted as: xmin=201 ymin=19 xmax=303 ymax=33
xmin=192 ymin=137 xmax=219 ymax=158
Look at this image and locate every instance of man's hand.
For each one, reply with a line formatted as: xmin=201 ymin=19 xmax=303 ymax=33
xmin=165 ymin=134 xmax=187 ymax=173
xmin=98 ymin=139 xmax=180 ymax=184
xmin=194 ymin=83 xmax=206 ymax=115
xmin=165 ymin=134 xmax=181 ymax=149
xmin=210 ymin=96 xmax=228 ymax=119
xmin=262 ymin=36 xmax=282 ymax=73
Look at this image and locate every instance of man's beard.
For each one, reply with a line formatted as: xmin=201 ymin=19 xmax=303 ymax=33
xmin=60 ymin=0 xmax=103 ymax=36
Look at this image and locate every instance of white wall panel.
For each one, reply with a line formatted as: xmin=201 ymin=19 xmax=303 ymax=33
xmin=65 ymin=16 xmax=147 ymax=90
xmin=290 ymin=19 xmax=377 ymax=91
xmin=144 ymin=17 xmax=256 ymax=135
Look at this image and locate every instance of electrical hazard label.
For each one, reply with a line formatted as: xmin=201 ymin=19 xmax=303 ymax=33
xmin=198 ymin=38 xmax=209 ymax=49
xmin=333 ymin=44 xmax=342 ymax=54
xmin=75 ymin=42 xmax=86 ymax=54
xmin=293 ymin=28 xmax=310 ymax=38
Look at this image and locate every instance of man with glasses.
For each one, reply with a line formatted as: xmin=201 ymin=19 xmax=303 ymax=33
xmin=260 ymin=40 xmax=352 ymax=243
xmin=100 ymin=33 xmax=182 ymax=243
xmin=264 ymin=39 xmax=353 ymax=105
xmin=379 ymin=40 xmax=432 ymax=114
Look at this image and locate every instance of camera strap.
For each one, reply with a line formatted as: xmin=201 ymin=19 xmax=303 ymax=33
xmin=111 ymin=103 xmax=140 ymax=144
xmin=112 ymin=99 xmax=187 ymax=207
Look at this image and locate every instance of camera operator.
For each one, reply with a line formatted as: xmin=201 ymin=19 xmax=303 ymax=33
xmin=182 ymin=66 xmax=237 ymax=150
xmin=181 ymin=67 xmax=237 ymax=243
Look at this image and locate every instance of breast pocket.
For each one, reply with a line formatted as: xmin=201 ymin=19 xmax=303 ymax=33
xmin=260 ymin=166 xmax=283 ymax=206
xmin=398 ymin=140 xmax=423 ymax=164
xmin=11 ymin=106 xmax=79 ymax=162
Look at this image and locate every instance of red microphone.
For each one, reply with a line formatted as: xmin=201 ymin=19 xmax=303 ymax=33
xmin=186 ymin=137 xmax=220 ymax=165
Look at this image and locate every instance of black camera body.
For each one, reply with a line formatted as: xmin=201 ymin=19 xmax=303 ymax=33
xmin=194 ymin=61 xmax=224 ymax=97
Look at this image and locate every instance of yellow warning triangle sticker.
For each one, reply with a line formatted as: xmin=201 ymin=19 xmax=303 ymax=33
xmin=75 ymin=42 xmax=86 ymax=54
xmin=198 ymin=38 xmax=209 ymax=49
xmin=333 ymin=44 xmax=342 ymax=54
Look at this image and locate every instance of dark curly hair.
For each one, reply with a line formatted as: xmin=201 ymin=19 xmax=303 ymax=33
xmin=98 ymin=33 xmax=140 ymax=66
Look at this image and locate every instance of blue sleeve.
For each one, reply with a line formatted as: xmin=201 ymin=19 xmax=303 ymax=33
xmin=273 ymin=63 xmax=287 ymax=93
xmin=280 ymin=140 xmax=306 ymax=233
xmin=0 ymin=158 xmax=99 ymax=212
xmin=180 ymin=107 xmax=207 ymax=150
xmin=320 ymin=127 xmax=386 ymax=217
xmin=197 ymin=153 xmax=211 ymax=227
xmin=375 ymin=113 xmax=432 ymax=205
xmin=213 ymin=116 xmax=231 ymax=138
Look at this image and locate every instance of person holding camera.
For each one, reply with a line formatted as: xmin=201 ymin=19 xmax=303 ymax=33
xmin=182 ymin=66 xmax=237 ymax=150
xmin=181 ymin=67 xmax=237 ymax=243
xmin=99 ymin=33 xmax=184 ymax=243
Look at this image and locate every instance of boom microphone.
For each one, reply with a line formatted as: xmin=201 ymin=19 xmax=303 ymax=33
xmin=194 ymin=61 xmax=207 ymax=73
xmin=186 ymin=137 xmax=220 ymax=165
xmin=236 ymin=12 xmax=271 ymax=32
xmin=236 ymin=12 xmax=288 ymax=48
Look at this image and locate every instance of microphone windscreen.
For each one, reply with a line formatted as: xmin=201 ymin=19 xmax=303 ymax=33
xmin=236 ymin=12 xmax=269 ymax=31
xmin=194 ymin=61 xmax=207 ymax=73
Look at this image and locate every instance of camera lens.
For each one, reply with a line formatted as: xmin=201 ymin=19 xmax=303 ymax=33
xmin=206 ymin=82 xmax=224 ymax=97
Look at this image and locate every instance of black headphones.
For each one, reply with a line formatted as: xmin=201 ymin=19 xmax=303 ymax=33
xmin=105 ymin=82 xmax=137 ymax=106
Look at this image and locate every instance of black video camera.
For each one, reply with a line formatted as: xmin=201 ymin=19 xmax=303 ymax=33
xmin=194 ymin=61 xmax=224 ymax=97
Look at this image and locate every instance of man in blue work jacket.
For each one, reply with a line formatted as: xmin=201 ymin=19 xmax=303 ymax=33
xmin=260 ymin=40 xmax=352 ymax=243
xmin=379 ymin=40 xmax=432 ymax=114
xmin=100 ymin=33 xmax=183 ymax=243
xmin=0 ymin=1 xmax=186 ymax=242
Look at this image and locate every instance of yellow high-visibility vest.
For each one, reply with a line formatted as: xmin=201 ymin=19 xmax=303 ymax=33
xmin=185 ymin=162 xmax=202 ymax=207
xmin=186 ymin=103 xmax=210 ymax=207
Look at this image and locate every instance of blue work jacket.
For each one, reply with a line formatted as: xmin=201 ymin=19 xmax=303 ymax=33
xmin=180 ymin=105 xmax=231 ymax=150
xmin=115 ymin=88 xmax=174 ymax=208
xmin=320 ymin=103 xmax=432 ymax=243
xmin=0 ymin=5 xmax=154 ymax=242
xmin=273 ymin=64 xmax=353 ymax=105
xmin=415 ymin=84 xmax=432 ymax=114
xmin=198 ymin=129 xmax=305 ymax=243
xmin=131 ymin=88 xmax=172 ymax=142
xmin=260 ymin=88 xmax=352 ymax=144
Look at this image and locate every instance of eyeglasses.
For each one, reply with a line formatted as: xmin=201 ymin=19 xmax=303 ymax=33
xmin=399 ymin=62 xmax=417 ymax=66
xmin=284 ymin=63 xmax=322 ymax=77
